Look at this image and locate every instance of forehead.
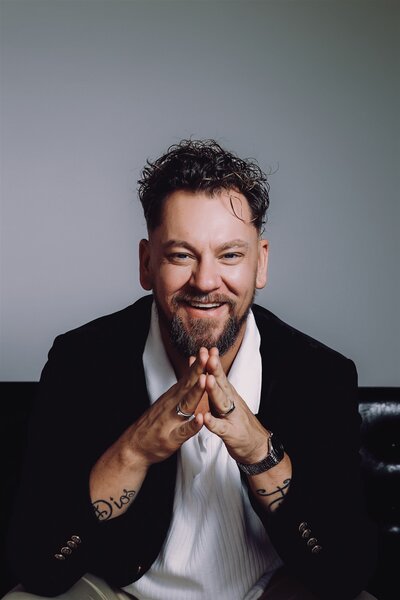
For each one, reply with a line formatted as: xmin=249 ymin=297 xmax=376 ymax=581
xmin=152 ymin=189 xmax=256 ymax=245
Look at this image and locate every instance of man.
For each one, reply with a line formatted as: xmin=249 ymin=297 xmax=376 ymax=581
xmin=7 ymin=140 xmax=376 ymax=600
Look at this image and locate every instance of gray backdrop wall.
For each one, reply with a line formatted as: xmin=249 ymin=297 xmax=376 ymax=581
xmin=1 ymin=0 xmax=399 ymax=385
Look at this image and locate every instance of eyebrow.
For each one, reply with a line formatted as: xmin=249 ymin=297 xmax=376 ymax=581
xmin=162 ymin=239 xmax=250 ymax=253
xmin=218 ymin=240 xmax=249 ymax=252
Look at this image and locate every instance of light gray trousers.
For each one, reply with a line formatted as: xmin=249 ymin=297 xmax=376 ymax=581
xmin=2 ymin=573 xmax=378 ymax=600
xmin=2 ymin=574 xmax=131 ymax=600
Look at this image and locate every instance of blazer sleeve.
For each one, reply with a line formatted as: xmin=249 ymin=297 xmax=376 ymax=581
xmin=249 ymin=356 xmax=377 ymax=600
xmin=7 ymin=332 xmax=175 ymax=597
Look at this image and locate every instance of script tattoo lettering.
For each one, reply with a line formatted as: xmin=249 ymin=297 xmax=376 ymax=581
xmin=92 ymin=489 xmax=136 ymax=521
xmin=256 ymin=478 xmax=291 ymax=510
xmin=109 ymin=488 xmax=136 ymax=510
xmin=92 ymin=499 xmax=113 ymax=521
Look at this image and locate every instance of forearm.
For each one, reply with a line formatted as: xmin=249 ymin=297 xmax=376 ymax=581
xmin=89 ymin=426 xmax=149 ymax=521
xmin=246 ymin=453 xmax=292 ymax=512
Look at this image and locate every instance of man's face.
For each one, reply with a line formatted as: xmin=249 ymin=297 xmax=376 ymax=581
xmin=139 ymin=189 xmax=268 ymax=357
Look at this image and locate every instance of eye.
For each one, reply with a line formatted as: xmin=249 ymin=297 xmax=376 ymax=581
xmin=168 ymin=252 xmax=193 ymax=264
xmin=220 ymin=252 xmax=243 ymax=263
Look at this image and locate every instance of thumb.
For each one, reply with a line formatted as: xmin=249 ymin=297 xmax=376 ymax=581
xmin=203 ymin=412 xmax=227 ymax=438
xmin=176 ymin=412 xmax=203 ymax=442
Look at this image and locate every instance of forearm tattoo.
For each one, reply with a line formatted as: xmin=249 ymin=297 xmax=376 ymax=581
xmin=257 ymin=478 xmax=291 ymax=511
xmin=92 ymin=488 xmax=136 ymax=521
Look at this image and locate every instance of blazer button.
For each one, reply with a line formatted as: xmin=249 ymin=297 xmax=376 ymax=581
xmin=298 ymin=522 xmax=309 ymax=534
xmin=312 ymin=545 xmax=322 ymax=554
xmin=61 ymin=546 xmax=72 ymax=556
xmin=54 ymin=553 xmax=65 ymax=560
xmin=301 ymin=529 xmax=312 ymax=539
xmin=71 ymin=535 xmax=82 ymax=544
xmin=137 ymin=565 xmax=143 ymax=575
xmin=307 ymin=537 xmax=318 ymax=548
xmin=67 ymin=540 xmax=78 ymax=550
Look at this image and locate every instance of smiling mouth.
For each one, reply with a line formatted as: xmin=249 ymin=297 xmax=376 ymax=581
xmin=185 ymin=301 xmax=224 ymax=310
xmin=173 ymin=294 xmax=234 ymax=314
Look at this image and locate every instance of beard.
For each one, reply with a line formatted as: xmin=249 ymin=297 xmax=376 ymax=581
xmin=154 ymin=291 xmax=255 ymax=357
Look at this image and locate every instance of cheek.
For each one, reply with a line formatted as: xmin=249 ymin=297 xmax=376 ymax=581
xmin=222 ymin=263 xmax=257 ymax=292
xmin=156 ymin=265 xmax=192 ymax=296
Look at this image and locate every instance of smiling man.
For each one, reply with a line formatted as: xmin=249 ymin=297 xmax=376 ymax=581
xmin=7 ymin=140 xmax=376 ymax=600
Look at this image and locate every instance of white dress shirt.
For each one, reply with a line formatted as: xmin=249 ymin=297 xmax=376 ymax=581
xmin=123 ymin=303 xmax=282 ymax=600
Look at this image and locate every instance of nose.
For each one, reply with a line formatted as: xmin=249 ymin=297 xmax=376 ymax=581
xmin=190 ymin=256 xmax=221 ymax=293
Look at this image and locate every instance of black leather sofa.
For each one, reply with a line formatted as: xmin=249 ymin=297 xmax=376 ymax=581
xmin=1 ymin=383 xmax=399 ymax=599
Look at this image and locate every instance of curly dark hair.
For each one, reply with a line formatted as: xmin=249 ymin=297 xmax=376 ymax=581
xmin=138 ymin=139 xmax=270 ymax=232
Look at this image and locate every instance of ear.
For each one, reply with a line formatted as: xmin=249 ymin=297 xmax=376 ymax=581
xmin=255 ymin=239 xmax=269 ymax=289
xmin=139 ymin=239 xmax=153 ymax=290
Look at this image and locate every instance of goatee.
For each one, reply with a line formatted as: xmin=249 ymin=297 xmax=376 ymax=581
xmin=155 ymin=293 xmax=254 ymax=357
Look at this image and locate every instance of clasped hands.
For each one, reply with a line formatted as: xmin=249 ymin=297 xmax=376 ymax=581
xmin=129 ymin=347 xmax=270 ymax=469
xmin=91 ymin=347 xmax=291 ymax=518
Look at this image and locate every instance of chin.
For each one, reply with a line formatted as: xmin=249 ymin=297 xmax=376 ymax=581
xmin=169 ymin=313 xmax=246 ymax=358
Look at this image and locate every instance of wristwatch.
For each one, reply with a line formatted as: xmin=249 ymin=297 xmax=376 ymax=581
xmin=236 ymin=431 xmax=284 ymax=476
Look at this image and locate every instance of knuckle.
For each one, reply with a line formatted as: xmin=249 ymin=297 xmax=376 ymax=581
xmin=220 ymin=423 xmax=228 ymax=436
xmin=158 ymin=431 xmax=169 ymax=446
xmin=177 ymin=423 xmax=190 ymax=439
xmin=180 ymin=398 xmax=190 ymax=411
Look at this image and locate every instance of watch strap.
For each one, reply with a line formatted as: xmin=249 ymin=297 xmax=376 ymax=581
xmin=236 ymin=431 xmax=284 ymax=476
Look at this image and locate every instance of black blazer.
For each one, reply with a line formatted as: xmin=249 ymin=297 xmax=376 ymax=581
xmin=8 ymin=295 xmax=376 ymax=598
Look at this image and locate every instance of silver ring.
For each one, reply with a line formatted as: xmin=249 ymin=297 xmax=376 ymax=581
xmin=218 ymin=401 xmax=235 ymax=417
xmin=176 ymin=403 xmax=194 ymax=419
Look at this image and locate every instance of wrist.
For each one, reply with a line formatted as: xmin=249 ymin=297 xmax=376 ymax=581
xmin=236 ymin=431 xmax=285 ymax=476
xmin=120 ymin=439 xmax=152 ymax=473
xmin=240 ymin=439 xmax=270 ymax=465
xmin=113 ymin=422 xmax=153 ymax=469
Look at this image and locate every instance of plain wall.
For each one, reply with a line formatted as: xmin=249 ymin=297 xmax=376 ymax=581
xmin=1 ymin=0 xmax=399 ymax=385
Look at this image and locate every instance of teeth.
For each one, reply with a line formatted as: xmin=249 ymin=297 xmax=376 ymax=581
xmin=189 ymin=302 xmax=222 ymax=309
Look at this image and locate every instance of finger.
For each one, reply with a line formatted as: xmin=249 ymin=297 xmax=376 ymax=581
xmin=206 ymin=349 xmax=231 ymax=396
xmin=206 ymin=374 xmax=234 ymax=416
xmin=177 ymin=373 xmax=207 ymax=416
xmin=184 ymin=347 xmax=209 ymax=388
xmin=162 ymin=349 xmax=208 ymax=413
xmin=177 ymin=348 xmax=208 ymax=403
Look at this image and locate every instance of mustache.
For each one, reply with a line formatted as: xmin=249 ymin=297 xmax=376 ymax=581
xmin=172 ymin=293 xmax=235 ymax=308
